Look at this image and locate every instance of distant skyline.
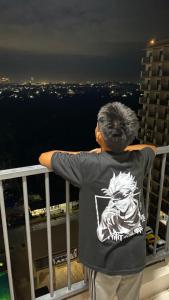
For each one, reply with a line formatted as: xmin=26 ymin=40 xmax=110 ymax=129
xmin=0 ymin=0 xmax=169 ymax=81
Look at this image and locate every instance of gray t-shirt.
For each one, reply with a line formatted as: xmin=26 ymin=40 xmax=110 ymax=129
xmin=51 ymin=148 xmax=155 ymax=275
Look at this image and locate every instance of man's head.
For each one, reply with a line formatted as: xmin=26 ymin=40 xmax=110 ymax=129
xmin=96 ymin=102 xmax=139 ymax=152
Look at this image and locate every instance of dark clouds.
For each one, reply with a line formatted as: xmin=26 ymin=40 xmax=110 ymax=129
xmin=0 ymin=0 xmax=169 ymax=81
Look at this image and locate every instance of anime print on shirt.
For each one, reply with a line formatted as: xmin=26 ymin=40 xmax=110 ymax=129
xmin=95 ymin=172 xmax=145 ymax=243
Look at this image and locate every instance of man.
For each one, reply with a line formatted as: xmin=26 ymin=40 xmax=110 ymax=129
xmin=39 ymin=102 xmax=156 ymax=300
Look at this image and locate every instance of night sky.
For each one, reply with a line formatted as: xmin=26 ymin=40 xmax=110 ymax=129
xmin=0 ymin=0 xmax=169 ymax=82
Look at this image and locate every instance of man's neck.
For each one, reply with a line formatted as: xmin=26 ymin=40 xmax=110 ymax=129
xmin=101 ymin=145 xmax=112 ymax=152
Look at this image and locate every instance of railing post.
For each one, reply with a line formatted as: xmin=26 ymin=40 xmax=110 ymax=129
xmin=0 ymin=165 xmax=89 ymax=300
xmin=84 ymin=266 xmax=88 ymax=284
xmin=0 ymin=181 xmax=15 ymax=300
xmin=153 ymin=154 xmax=167 ymax=255
xmin=165 ymin=215 xmax=169 ymax=251
xmin=22 ymin=176 xmax=35 ymax=300
xmin=145 ymin=167 xmax=152 ymax=222
xmin=45 ymin=172 xmax=54 ymax=297
xmin=66 ymin=181 xmax=71 ymax=290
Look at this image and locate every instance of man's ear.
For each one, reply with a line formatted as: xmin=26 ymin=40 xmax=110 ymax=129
xmin=96 ymin=131 xmax=103 ymax=145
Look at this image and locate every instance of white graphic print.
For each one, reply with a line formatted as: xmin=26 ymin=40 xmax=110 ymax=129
xmin=95 ymin=172 xmax=145 ymax=242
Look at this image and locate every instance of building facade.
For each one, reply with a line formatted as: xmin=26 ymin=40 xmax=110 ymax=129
xmin=139 ymin=39 xmax=169 ymax=234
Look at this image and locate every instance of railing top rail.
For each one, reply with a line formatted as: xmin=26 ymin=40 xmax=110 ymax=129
xmin=0 ymin=164 xmax=51 ymax=180
xmin=0 ymin=145 xmax=168 ymax=181
xmin=156 ymin=145 xmax=169 ymax=155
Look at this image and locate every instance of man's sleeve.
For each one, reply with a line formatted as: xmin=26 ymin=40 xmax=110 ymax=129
xmin=51 ymin=152 xmax=84 ymax=188
xmin=140 ymin=147 xmax=156 ymax=175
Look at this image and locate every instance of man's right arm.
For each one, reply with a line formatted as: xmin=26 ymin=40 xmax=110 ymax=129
xmin=125 ymin=144 xmax=157 ymax=154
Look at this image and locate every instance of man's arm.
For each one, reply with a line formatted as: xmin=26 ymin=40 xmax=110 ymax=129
xmin=125 ymin=144 xmax=157 ymax=154
xmin=39 ymin=150 xmax=80 ymax=169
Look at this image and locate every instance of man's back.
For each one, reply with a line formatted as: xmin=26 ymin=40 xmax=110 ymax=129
xmin=51 ymin=147 xmax=155 ymax=275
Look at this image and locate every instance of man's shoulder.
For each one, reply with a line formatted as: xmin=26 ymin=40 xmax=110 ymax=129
xmin=78 ymin=151 xmax=101 ymax=163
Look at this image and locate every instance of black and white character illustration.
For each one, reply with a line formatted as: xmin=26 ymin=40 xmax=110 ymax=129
xmin=95 ymin=172 xmax=145 ymax=242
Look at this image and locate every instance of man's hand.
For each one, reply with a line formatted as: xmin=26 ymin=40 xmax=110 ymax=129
xmin=125 ymin=144 xmax=157 ymax=154
xmin=89 ymin=148 xmax=101 ymax=154
xmin=39 ymin=151 xmax=57 ymax=169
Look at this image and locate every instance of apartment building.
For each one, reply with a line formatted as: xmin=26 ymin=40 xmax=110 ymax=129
xmin=139 ymin=39 xmax=169 ymax=235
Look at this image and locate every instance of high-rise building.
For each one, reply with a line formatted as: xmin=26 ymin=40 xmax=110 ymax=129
xmin=139 ymin=39 xmax=169 ymax=234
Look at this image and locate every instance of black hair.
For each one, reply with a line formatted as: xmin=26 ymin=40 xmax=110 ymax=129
xmin=97 ymin=102 xmax=139 ymax=152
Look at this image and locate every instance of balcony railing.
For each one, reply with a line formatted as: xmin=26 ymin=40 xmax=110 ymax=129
xmin=141 ymin=83 xmax=149 ymax=91
xmin=163 ymin=54 xmax=169 ymax=61
xmin=141 ymin=70 xmax=150 ymax=78
xmin=153 ymin=56 xmax=163 ymax=63
xmin=142 ymin=57 xmax=152 ymax=64
xmin=0 ymin=146 xmax=169 ymax=300
xmin=0 ymin=166 xmax=87 ymax=300
xmin=151 ymin=70 xmax=162 ymax=77
xmin=139 ymin=96 xmax=147 ymax=104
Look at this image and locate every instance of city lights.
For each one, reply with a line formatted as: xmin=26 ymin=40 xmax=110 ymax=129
xmin=0 ymin=80 xmax=140 ymax=102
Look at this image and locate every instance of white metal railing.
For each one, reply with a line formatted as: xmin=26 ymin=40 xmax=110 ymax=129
xmin=0 ymin=146 xmax=169 ymax=300
xmin=0 ymin=165 xmax=87 ymax=300
xmin=145 ymin=146 xmax=169 ymax=266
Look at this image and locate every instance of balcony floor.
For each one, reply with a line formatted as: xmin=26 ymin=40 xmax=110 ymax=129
xmin=69 ymin=259 xmax=169 ymax=300
xmin=69 ymin=291 xmax=90 ymax=300
xmin=69 ymin=289 xmax=169 ymax=300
